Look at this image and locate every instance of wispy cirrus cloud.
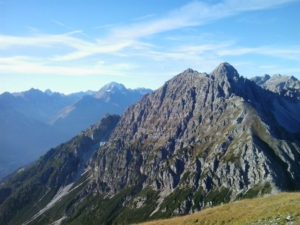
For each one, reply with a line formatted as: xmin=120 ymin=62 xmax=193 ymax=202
xmin=0 ymin=32 xmax=136 ymax=61
xmin=216 ymin=46 xmax=300 ymax=61
xmin=0 ymin=0 xmax=299 ymax=79
xmin=130 ymin=42 xmax=300 ymax=63
xmin=108 ymin=0 xmax=297 ymax=40
xmin=1 ymin=0 xmax=297 ymax=60
xmin=0 ymin=56 xmax=135 ymax=77
xmin=0 ymin=31 xmax=87 ymax=49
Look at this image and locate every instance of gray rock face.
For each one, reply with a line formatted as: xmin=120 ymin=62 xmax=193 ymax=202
xmin=1 ymin=63 xmax=300 ymax=225
xmin=89 ymin=63 xmax=300 ymax=218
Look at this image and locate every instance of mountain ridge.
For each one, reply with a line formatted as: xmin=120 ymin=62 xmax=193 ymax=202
xmin=1 ymin=63 xmax=300 ymax=225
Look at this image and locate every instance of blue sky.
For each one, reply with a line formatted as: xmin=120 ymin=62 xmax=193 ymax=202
xmin=1 ymin=0 xmax=300 ymax=93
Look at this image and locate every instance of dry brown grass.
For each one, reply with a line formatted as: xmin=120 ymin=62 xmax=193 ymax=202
xmin=137 ymin=193 xmax=300 ymax=225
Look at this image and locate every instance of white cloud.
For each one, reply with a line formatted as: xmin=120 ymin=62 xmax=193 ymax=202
xmin=0 ymin=0 xmax=299 ymax=79
xmin=128 ymin=42 xmax=300 ymax=63
xmin=0 ymin=56 xmax=134 ymax=77
xmin=0 ymin=0 xmax=297 ymax=62
xmin=216 ymin=46 xmax=300 ymax=60
xmin=109 ymin=0 xmax=297 ymax=40
xmin=0 ymin=32 xmax=136 ymax=61
xmin=0 ymin=32 xmax=88 ymax=49
xmin=51 ymin=39 xmax=135 ymax=61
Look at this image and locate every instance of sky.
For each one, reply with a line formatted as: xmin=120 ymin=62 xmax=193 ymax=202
xmin=1 ymin=0 xmax=300 ymax=94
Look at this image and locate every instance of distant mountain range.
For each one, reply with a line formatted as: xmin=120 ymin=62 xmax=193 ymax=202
xmin=0 ymin=83 xmax=151 ymax=179
xmin=0 ymin=63 xmax=299 ymax=225
xmin=251 ymin=74 xmax=300 ymax=99
xmin=51 ymin=82 xmax=151 ymax=140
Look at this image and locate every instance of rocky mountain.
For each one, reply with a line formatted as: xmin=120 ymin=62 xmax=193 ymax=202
xmin=0 ymin=84 xmax=151 ymax=179
xmin=0 ymin=63 xmax=300 ymax=225
xmin=252 ymin=74 xmax=300 ymax=99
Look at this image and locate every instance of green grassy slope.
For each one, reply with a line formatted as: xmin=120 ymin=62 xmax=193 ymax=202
xmin=138 ymin=193 xmax=300 ymax=225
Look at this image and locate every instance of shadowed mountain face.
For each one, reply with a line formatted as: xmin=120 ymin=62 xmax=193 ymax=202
xmin=0 ymin=89 xmax=81 ymax=179
xmin=0 ymin=63 xmax=300 ymax=225
xmin=0 ymin=84 xmax=151 ymax=179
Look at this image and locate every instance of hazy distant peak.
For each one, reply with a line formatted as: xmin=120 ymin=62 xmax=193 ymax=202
xmin=270 ymin=74 xmax=297 ymax=81
xmin=252 ymin=73 xmax=300 ymax=99
xmin=100 ymin=82 xmax=126 ymax=92
xmin=10 ymin=88 xmax=64 ymax=98
xmin=251 ymin=74 xmax=271 ymax=86
xmin=44 ymin=89 xmax=58 ymax=96
xmin=257 ymin=74 xmax=299 ymax=85
xmin=93 ymin=82 xmax=126 ymax=100
xmin=11 ymin=88 xmax=44 ymax=98
xmin=133 ymin=87 xmax=153 ymax=95
xmin=26 ymin=88 xmax=43 ymax=94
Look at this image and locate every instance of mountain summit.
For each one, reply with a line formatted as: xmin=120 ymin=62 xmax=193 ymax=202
xmin=95 ymin=82 xmax=127 ymax=99
xmin=1 ymin=63 xmax=300 ymax=225
xmin=212 ymin=62 xmax=239 ymax=79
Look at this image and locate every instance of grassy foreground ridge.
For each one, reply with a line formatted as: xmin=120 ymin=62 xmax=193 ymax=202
xmin=138 ymin=193 xmax=300 ymax=225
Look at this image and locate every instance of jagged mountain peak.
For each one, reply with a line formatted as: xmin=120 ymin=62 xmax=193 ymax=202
xmin=21 ymin=88 xmax=44 ymax=97
xmin=163 ymin=63 xmax=239 ymax=91
xmin=165 ymin=69 xmax=200 ymax=87
xmin=211 ymin=62 xmax=240 ymax=80
xmin=182 ymin=68 xmax=197 ymax=74
xmin=169 ymin=68 xmax=200 ymax=80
